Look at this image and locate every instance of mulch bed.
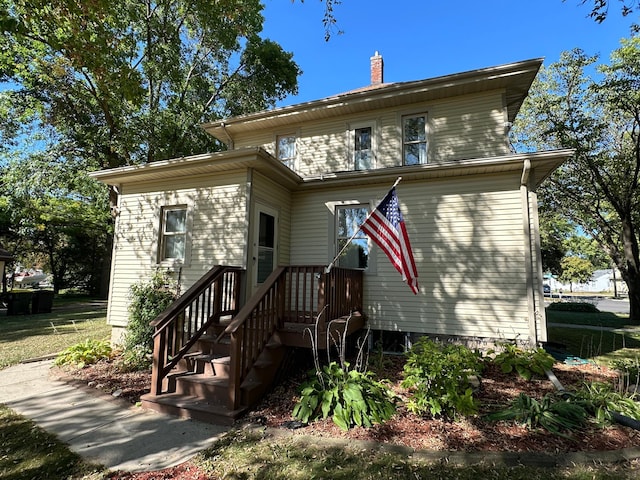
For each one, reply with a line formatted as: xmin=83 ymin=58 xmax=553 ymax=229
xmin=56 ymin=354 xmax=640 ymax=479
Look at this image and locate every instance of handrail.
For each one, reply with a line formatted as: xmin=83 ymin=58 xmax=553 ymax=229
xmin=149 ymin=265 xmax=243 ymax=396
xmin=219 ymin=265 xmax=363 ymax=410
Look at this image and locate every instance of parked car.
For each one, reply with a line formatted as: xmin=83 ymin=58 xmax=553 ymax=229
xmin=543 ymin=284 xmax=551 ymax=295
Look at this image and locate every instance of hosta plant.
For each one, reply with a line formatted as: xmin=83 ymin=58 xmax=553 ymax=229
xmin=292 ymin=361 xmax=397 ymax=431
xmin=401 ymin=338 xmax=484 ymax=418
xmin=490 ymin=342 xmax=554 ymax=381
xmin=54 ymin=339 xmax=112 ymax=368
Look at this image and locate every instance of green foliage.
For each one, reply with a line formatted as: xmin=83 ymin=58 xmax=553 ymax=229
xmin=123 ymin=270 xmax=177 ymax=367
xmin=546 ymin=301 xmax=600 ymax=313
xmin=54 ymin=338 xmax=112 ymax=368
xmin=559 ymin=255 xmax=595 ymax=286
xmin=487 ymin=393 xmax=588 ymax=439
xmin=116 ymin=344 xmax=152 ymax=373
xmin=571 ymin=381 xmax=640 ymax=425
xmin=512 ymin=40 xmax=640 ymax=322
xmin=490 ymin=343 xmax=555 ymax=381
xmin=611 ymin=357 xmax=640 ymax=387
xmin=292 ymin=361 xmax=396 ymax=431
xmin=401 ymin=338 xmax=484 ymax=418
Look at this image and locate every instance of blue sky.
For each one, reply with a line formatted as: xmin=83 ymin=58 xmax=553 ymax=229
xmin=261 ymin=0 xmax=637 ymax=106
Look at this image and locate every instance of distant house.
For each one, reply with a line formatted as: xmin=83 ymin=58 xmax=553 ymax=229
xmin=91 ymin=54 xmax=572 ymax=422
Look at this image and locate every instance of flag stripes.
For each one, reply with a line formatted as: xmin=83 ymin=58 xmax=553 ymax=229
xmin=361 ymin=187 xmax=419 ymax=294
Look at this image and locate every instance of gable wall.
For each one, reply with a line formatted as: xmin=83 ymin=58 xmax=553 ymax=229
xmin=107 ymin=171 xmax=249 ymax=331
xmin=290 ymin=172 xmax=532 ymax=340
xmin=233 ymin=90 xmax=509 ymax=177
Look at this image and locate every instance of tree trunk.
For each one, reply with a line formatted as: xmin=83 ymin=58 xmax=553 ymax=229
xmin=621 ymin=215 xmax=640 ymax=323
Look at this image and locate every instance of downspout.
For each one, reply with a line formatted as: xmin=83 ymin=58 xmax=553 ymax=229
xmin=221 ymin=122 xmax=234 ymax=150
xmin=520 ymin=159 xmax=538 ymax=344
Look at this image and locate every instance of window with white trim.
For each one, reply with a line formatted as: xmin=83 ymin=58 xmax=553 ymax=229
xmin=335 ymin=205 xmax=370 ymax=269
xmin=159 ymin=206 xmax=187 ymax=262
xmin=402 ymin=114 xmax=427 ymax=165
xmin=276 ymin=134 xmax=296 ymax=169
xmin=354 ymin=126 xmax=372 ymax=170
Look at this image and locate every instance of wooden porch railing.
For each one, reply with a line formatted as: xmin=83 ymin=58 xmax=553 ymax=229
xmin=149 ymin=265 xmax=243 ymax=396
xmin=219 ymin=265 xmax=363 ymax=410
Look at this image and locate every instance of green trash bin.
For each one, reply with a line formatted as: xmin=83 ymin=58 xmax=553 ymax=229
xmin=7 ymin=292 xmax=32 ymax=315
xmin=32 ymin=290 xmax=54 ymax=314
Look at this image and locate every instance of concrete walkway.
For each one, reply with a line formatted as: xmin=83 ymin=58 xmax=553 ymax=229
xmin=0 ymin=360 xmax=228 ymax=472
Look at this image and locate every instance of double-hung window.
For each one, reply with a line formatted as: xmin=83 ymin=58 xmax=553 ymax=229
xmin=403 ymin=114 xmax=427 ymax=165
xmin=336 ymin=205 xmax=369 ymax=269
xmin=159 ymin=206 xmax=187 ymax=262
xmin=354 ymin=126 xmax=372 ymax=170
xmin=276 ymin=134 xmax=296 ymax=169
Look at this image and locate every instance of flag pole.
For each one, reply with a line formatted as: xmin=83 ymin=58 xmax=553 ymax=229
xmin=325 ymin=176 xmax=402 ymax=273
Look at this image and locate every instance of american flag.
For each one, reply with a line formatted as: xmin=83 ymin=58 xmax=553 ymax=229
xmin=361 ymin=187 xmax=419 ymax=294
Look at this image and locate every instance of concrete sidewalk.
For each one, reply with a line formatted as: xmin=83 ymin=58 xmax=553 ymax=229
xmin=0 ymin=360 xmax=228 ymax=472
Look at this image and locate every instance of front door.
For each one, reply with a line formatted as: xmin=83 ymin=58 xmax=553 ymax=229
xmin=253 ymin=204 xmax=278 ymax=288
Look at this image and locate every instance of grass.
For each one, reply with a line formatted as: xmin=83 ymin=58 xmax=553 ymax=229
xmin=546 ymin=309 xmax=634 ymax=329
xmin=0 ymin=405 xmax=104 ymax=480
xmin=546 ymin=308 xmax=640 ymax=366
xmin=2 ymin=413 xmax=638 ymax=480
xmin=0 ymin=293 xmax=111 ymax=369
xmin=192 ymin=429 xmax=640 ymax=480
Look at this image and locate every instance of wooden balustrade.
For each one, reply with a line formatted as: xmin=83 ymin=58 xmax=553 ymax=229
xmin=220 ymin=265 xmax=363 ymax=410
xmin=149 ymin=265 xmax=243 ymax=396
xmin=147 ymin=264 xmax=363 ymax=411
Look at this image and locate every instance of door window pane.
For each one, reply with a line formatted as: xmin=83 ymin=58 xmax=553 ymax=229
xmin=257 ymin=212 xmax=275 ymax=283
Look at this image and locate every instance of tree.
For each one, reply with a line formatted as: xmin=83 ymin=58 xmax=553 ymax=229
xmin=578 ymin=0 xmax=640 ymax=23
xmin=0 ymin=0 xmax=300 ymax=294
xmin=559 ymin=256 xmax=595 ymax=291
xmin=0 ymin=154 xmax=111 ymax=294
xmin=0 ymin=0 xmax=300 ymax=169
xmin=539 ymin=211 xmax=571 ymax=275
xmin=512 ymin=39 xmax=640 ymax=322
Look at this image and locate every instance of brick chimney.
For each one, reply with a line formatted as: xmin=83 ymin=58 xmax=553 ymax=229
xmin=370 ymin=51 xmax=383 ymax=85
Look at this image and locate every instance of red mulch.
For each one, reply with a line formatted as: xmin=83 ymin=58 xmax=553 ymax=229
xmin=55 ymin=355 xmax=640 ymax=480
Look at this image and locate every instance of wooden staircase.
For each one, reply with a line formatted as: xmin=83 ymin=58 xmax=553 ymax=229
xmin=141 ymin=265 xmax=364 ymax=425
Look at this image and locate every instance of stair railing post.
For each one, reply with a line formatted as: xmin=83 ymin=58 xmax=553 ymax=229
xmin=227 ymin=325 xmax=243 ymax=411
xmin=150 ymin=329 xmax=166 ymax=396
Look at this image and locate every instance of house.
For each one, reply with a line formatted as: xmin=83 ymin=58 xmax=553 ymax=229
xmin=90 ymin=54 xmax=572 ymax=423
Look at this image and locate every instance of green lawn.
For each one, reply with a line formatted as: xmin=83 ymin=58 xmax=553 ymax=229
xmin=0 ymin=294 xmax=111 ymax=369
xmin=546 ymin=308 xmax=640 ymax=365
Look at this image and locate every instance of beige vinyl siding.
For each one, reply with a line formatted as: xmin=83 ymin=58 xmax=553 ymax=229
xmin=428 ymin=90 xmax=509 ymax=162
xmin=107 ymin=172 xmax=249 ymax=329
xmin=233 ymin=90 xmax=509 ymax=176
xmin=249 ymin=170 xmax=293 ymax=268
xmin=291 ymin=172 xmax=532 ymax=341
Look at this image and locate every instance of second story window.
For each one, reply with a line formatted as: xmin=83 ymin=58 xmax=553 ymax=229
xmin=403 ymin=114 xmax=427 ymax=165
xmin=160 ymin=206 xmax=187 ymax=262
xmin=277 ymin=134 xmax=296 ymax=169
xmin=354 ymin=126 xmax=372 ymax=170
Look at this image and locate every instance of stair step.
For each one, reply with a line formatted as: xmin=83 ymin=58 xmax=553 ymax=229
xmin=140 ymin=393 xmax=246 ymax=426
xmin=176 ymin=373 xmax=229 ymax=400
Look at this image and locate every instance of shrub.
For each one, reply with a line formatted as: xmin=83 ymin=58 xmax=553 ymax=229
xmin=487 ymin=393 xmax=588 ymax=439
xmin=546 ymin=302 xmax=600 ymax=313
xmin=122 ymin=269 xmax=177 ymax=370
xmin=293 ymin=361 xmax=397 ymax=431
xmin=490 ymin=342 xmax=554 ymax=381
xmin=54 ymin=339 xmax=112 ymax=368
xmin=401 ymin=338 xmax=484 ymax=418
